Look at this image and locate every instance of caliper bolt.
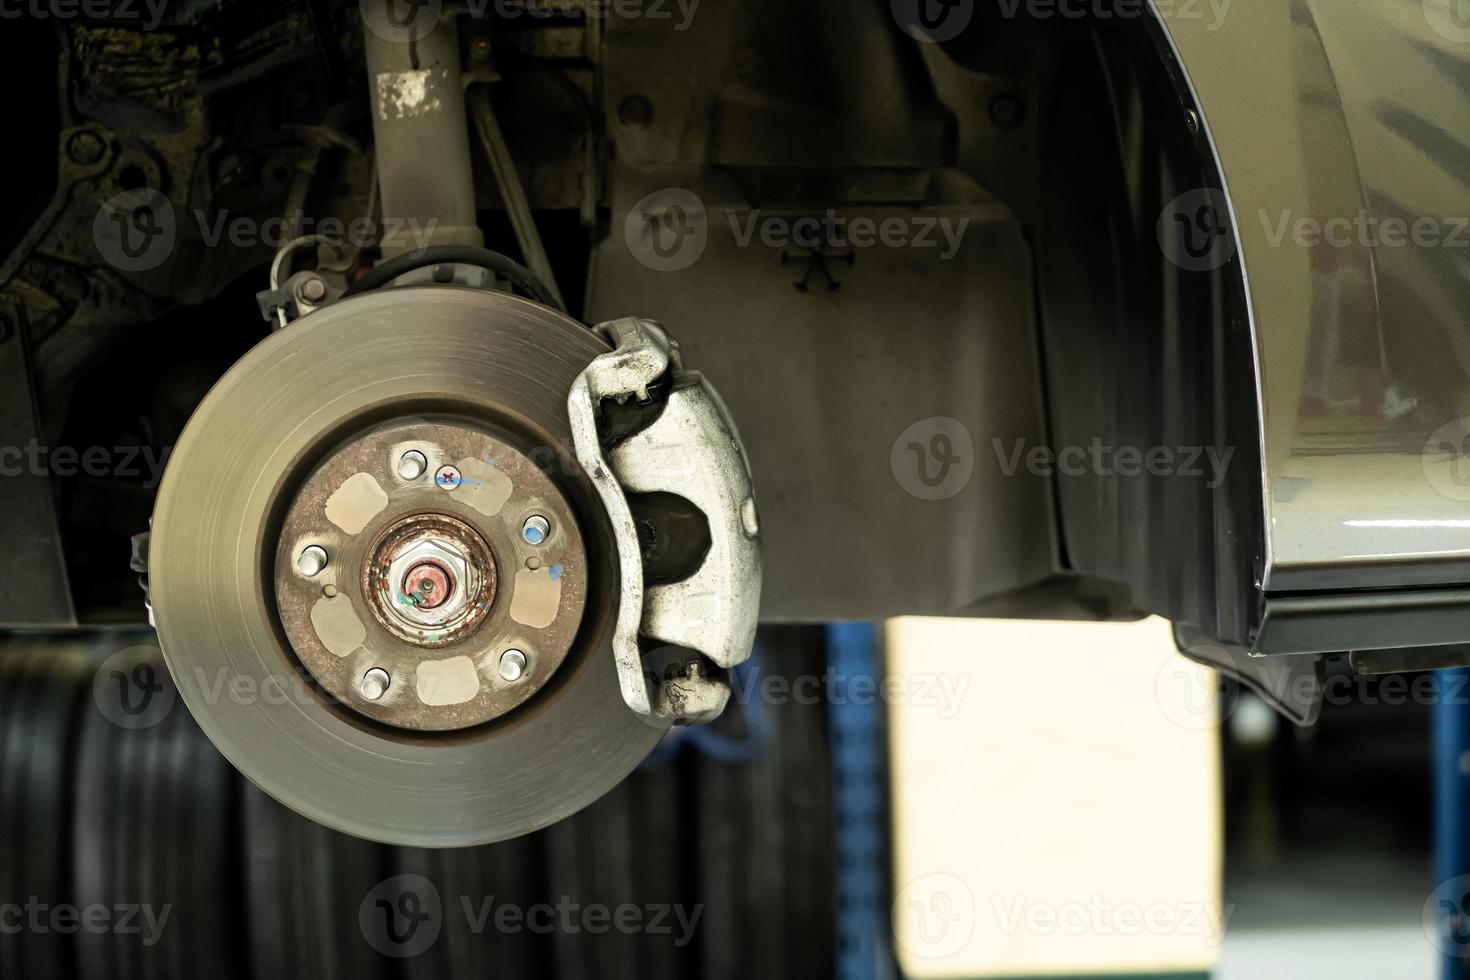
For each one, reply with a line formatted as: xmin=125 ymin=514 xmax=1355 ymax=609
xmin=521 ymin=515 xmax=551 ymax=546
xmin=360 ymin=667 xmax=391 ymax=701
xmin=296 ymin=545 xmax=328 ymax=577
xmin=499 ymin=649 xmax=527 ymax=682
xmin=435 ymin=465 xmax=462 ymax=490
xmin=397 ymin=450 xmax=428 ymax=482
xmin=297 ymin=275 xmax=327 ymax=304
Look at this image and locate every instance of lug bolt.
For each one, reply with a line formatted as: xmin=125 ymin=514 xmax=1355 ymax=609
xmin=499 ymin=649 xmax=527 ymax=682
xmin=521 ymin=515 xmax=550 ymax=546
xmin=435 ymin=465 xmax=462 ymax=490
xmin=360 ymin=667 xmax=391 ymax=701
xmin=296 ymin=545 xmax=328 ymax=577
xmin=397 ymin=450 xmax=428 ymax=481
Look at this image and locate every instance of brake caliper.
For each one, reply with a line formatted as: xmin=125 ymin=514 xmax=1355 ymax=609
xmin=568 ymin=318 xmax=762 ymax=724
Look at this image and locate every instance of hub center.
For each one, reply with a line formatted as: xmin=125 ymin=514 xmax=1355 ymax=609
xmin=365 ymin=512 xmax=496 ymax=645
xmin=403 ymin=560 xmax=453 ymax=610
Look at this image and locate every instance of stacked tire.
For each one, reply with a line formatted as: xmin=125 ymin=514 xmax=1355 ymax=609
xmin=0 ymin=627 xmax=836 ymax=980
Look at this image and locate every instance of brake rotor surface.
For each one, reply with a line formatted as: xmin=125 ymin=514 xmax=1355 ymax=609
xmin=149 ymin=287 xmax=664 ymax=846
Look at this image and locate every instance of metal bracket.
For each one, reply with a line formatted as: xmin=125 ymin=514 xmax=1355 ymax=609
xmin=568 ymin=318 xmax=762 ymax=724
xmin=0 ymin=311 xmax=76 ymax=627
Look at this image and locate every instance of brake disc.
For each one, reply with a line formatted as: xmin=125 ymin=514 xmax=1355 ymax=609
xmin=149 ymin=288 xmax=666 ymax=846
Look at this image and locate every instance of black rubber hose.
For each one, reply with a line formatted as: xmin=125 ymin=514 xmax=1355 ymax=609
xmin=342 ymin=244 xmax=565 ymax=311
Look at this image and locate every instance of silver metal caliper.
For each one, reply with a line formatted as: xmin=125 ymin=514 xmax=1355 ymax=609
xmin=568 ymin=318 xmax=763 ymax=724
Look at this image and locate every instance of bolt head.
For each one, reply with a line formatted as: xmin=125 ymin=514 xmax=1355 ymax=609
xmin=298 ymin=276 xmax=327 ymax=303
xmin=397 ymin=450 xmax=428 ymax=482
xmin=618 ymin=94 xmax=655 ymax=128
xmin=296 ymin=545 xmax=328 ymax=577
xmin=521 ymin=514 xmax=550 ymax=546
xmin=384 ymin=536 xmax=471 ymax=618
xmin=361 ymin=667 xmax=391 ymax=701
xmin=988 ymin=92 xmax=1026 ymax=131
xmin=67 ymin=130 xmax=105 ymax=167
xmin=435 ymin=465 xmax=463 ymax=490
xmin=499 ymin=649 xmax=527 ymax=682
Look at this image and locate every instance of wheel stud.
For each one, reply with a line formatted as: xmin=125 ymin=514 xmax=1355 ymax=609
xmin=296 ymin=545 xmax=328 ymax=577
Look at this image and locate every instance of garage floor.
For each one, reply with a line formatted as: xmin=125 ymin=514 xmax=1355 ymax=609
xmin=1219 ymin=853 xmax=1436 ymax=980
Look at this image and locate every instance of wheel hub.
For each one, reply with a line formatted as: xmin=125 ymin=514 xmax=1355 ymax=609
xmin=272 ymin=417 xmax=588 ymax=733
xmin=147 ymin=287 xmax=665 ymax=846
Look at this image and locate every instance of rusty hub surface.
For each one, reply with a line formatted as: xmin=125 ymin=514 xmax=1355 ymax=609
xmin=273 ymin=417 xmax=588 ymax=733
